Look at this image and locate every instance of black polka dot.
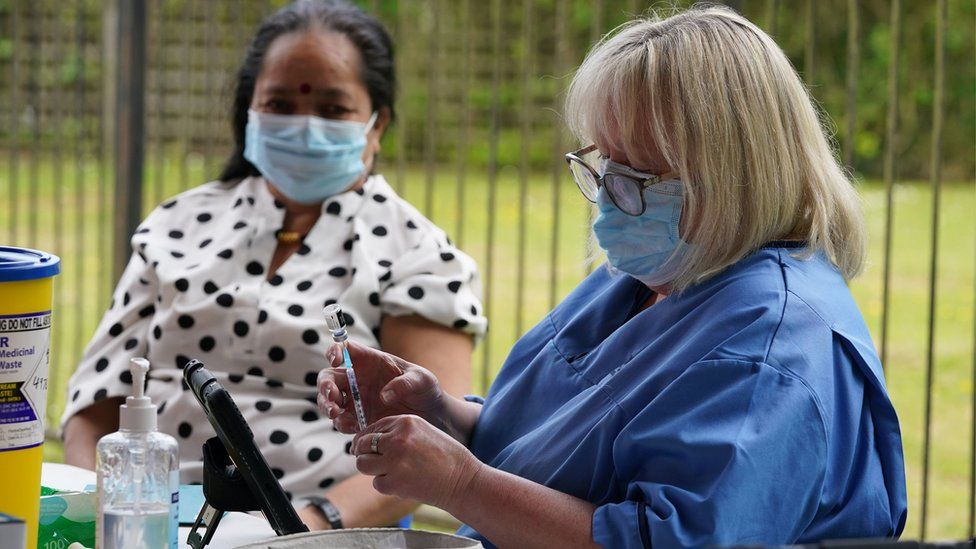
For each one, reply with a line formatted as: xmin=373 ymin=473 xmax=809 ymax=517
xmin=272 ymin=468 xmax=285 ymax=480
xmin=71 ymin=389 xmax=80 ymax=402
xmin=453 ymin=319 xmax=469 ymax=329
xmin=162 ymin=199 xmax=177 ymax=209
xmin=234 ymin=321 xmax=249 ymax=337
xmin=342 ymin=239 xmax=354 ymax=251
xmin=123 ymin=292 xmax=131 ymax=306
xmin=199 ymin=238 xmax=212 ymax=249
xmin=319 ymin=478 xmax=335 ymax=489
xmin=301 ymin=410 xmax=318 ymax=422
xmin=328 ymin=267 xmax=347 ymax=277
xmin=372 ymin=193 xmax=387 ymax=203
xmin=287 ymin=305 xmax=304 ymax=316
xmin=245 ymin=261 xmax=264 ymax=276
xmin=368 ymin=292 xmax=380 ymax=306
xmin=325 ymin=202 xmax=341 ymax=215
xmin=297 ymin=244 xmax=311 ymax=256
xmin=228 ymin=373 xmax=244 ymax=383
xmin=372 ymin=225 xmax=388 ymax=237
xmin=270 ymin=430 xmax=289 ymax=444
xmin=268 ymin=346 xmax=286 ymax=362
xmin=153 ymin=325 xmax=162 ymax=340
xmin=216 ymin=294 xmax=234 ymax=307
xmin=178 ymin=422 xmax=192 ymax=438
xmin=470 ymin=305 xmax=478 ymax=316
xmin=175 ymin=278 xmax=189 ymax=292
xmin=203 ymin=281 xmax=219 ymax=294
xmin=233 ymin=198 xmax=244 ymax=208
xmin=176 ymin=355 xmax=191 ymax=369
xmin=273 ymin=199 xmax=285 ymax=209
xmin=269 ymin=275 xmax=283 ymax=286
xmin=255 ymin=400 xmax=272 ymax=412
xmin=304 ymin=371 xmax=319 ymax=386
xmin=379 ymin=271 xmax=392 ymax=283
xmin=138 ymin=305 xmax=155 ymax=318
xmin=247 ymin=366 xmax=264 ymax=377
xmin=308 ymin=448 xmax=323 ymax=462
xmin=136 ymin=227 xmax=150 ymax=234
xmin=178 ymin=315 xmax=195 ymax=329
xmin=296 ymin=280 xmax=313 ymax=292
xmin=157 ymin=401 xmax=167 ymax=414
xmin=372 ymin=326 xmax=381 ymax=340
xmin=258 ymin=310 xmax=269 ymax=324
xmin=199 ymin=336 xmax=215 ymax=352
xmin=302 ymin=330 xmax=319 ymax=345
xmin=344 ymin=441 xmax=353 ymax=454
xmin=169 ymin=230 xmax=184 ymax=239
xmin=93 ymin=388 xmax=108 ymax=401
xmin=233 ymin=221 xmax=248 ymax=230
xmin=324 ymin=299 xmax=337 ymax=308
xmin=447 ymin=281 xmax=462 ymax=293
xmin=342 ymin=312 xmax=355 ymax=327
xmin=378 ymin=259 xmax=392 ymax=268
xmin=440 ymin=252 xmax=455 ymax=261
xmin=408 ymin=286 xmax=425 ymax=300
xmin=197 ymin=213 xmax=212 ymax=223
xmin=124 ymin=338 xmax=139 ymax=350
xmin=119 ymin=370 xmax=133 ymax=385
xmin=109 ymin=323 xmax=123 ymax=337
xmin=266 ymin=378 xmax=283 ymax=388
xmin=171 ymin=251 xmax=184 ymax=259
xmin=217 ymin=249 xmax=233 ymax=259
xmin=247 ymin=197 xmax=255 ymax=205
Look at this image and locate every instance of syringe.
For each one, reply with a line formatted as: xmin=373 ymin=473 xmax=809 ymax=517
xmin=323 ymin=304 xmax=368 ymax=431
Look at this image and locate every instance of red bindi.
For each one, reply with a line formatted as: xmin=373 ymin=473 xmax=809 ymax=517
xmin=299 ymin=83 xmax=311 ymax=94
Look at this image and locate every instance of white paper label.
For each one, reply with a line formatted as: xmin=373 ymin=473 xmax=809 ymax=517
xmin=0 ymin=311 xmax=52 ymax=452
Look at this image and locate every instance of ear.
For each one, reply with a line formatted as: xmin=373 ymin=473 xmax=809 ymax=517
xmin=367 ymin=106 xmax=392 ymax=154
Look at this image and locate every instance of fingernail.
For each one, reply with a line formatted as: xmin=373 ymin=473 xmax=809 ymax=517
xmin=380 ymin=389 xmax=395 ymax=404
xmin=326 ymin=347 xmax=337 ymax=362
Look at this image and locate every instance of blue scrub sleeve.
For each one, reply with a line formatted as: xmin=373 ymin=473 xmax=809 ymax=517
xmin=592 ymin=359 xmax=828 ymax=548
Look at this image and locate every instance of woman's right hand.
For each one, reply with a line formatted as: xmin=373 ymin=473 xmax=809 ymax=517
xmin=317 ymin=340 xmax=447 ymax=434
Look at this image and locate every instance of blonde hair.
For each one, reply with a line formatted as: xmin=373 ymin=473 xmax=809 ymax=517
xmin=565 ymin=4 xmax=866 ymax=290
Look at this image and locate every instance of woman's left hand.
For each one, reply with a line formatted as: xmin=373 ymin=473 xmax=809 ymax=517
xmin=351 ymin=415 xmax=484 ymax=510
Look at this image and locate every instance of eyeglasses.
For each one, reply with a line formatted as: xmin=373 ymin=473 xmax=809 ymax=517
xmin=564 ymin=144 xmax=679 ymax=216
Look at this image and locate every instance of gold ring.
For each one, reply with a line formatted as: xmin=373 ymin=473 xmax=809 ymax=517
xmin=370 ymin=432 xmax=381 ymax=454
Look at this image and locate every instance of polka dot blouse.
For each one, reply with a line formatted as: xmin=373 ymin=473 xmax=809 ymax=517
xmin=61 ymin=175 xmax=487 ymax=501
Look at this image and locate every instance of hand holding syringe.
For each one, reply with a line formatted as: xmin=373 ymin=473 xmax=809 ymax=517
xmin=323 ymin=304 xmax=368 ymax=431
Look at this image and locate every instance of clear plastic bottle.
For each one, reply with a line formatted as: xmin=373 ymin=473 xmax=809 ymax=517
xmin=96 ymin=358 xmax=180 ymax=549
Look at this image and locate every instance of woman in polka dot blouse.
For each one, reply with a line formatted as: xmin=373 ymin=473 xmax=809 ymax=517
xmin=60 ymin=0 xmax=486 ymax=530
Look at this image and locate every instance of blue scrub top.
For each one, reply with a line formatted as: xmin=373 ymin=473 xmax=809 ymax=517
xmin=457 ymin=247 xmax=907 ymax=548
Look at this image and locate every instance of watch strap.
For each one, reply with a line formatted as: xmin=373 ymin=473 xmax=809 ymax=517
xmin=306 ymin=495 xmax=343 ymax=530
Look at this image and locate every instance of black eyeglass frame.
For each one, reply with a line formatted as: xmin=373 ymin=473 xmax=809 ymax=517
xmin=564 ymin=144 xmax=680 ymax=216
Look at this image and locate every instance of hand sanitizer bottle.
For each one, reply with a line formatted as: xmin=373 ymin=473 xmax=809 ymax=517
xmin=96 ymin=358 xmax=180 ymax=548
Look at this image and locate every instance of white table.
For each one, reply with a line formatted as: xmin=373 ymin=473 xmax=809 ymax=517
xmin=41 ymin=463 xmax=276 ymax=549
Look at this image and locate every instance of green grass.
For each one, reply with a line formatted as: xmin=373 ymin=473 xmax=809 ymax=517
xmin=1 ymin=153 xmax=973 ymax=539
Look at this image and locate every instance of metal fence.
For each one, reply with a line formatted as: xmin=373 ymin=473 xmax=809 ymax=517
xmin=0 ymin=0 xmax=973 ymax=540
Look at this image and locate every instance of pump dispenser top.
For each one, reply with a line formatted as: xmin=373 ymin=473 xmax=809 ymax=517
xmin=119 ymin=357 xmax=157 ymax=431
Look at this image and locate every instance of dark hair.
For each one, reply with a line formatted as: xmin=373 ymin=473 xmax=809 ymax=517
xmin=219 ymin=0 xmax=396 ymax=182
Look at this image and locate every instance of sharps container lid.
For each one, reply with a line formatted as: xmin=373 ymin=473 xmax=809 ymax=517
xmin=0 ymin=247 xmax=61 ymax=282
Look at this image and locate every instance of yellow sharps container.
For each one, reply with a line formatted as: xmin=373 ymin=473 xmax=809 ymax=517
xmin=0 ymin=247 xmax=60 ymax=549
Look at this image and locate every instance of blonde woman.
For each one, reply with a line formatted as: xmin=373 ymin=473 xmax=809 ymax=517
xmin=316 ymin=6 xmax=907 ymax=547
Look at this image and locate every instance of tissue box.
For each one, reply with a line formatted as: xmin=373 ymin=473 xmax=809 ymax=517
xmin=0 ymin=513 xmax=26 ymax=549
xmin=38 ymin=489 xmax=96 ymax=549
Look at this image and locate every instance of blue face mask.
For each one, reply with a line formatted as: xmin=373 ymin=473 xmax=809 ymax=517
xmin=592 ymin=175 xmax=686 ymax=286
xmin=244 ymin=109 xmax=378 ymax=204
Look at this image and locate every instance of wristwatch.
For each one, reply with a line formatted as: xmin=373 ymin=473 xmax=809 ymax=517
xmin=305 ymin=495 xmax=344 ymax=530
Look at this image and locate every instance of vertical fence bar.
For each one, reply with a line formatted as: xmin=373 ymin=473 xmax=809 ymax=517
xmin=971 ymin=226 xmax=976 ymax=537
xmin=879 ymin=0 xmax=901 ymax=371
xmin=71 ymin=0 xmax=88 ymax=417
xmin=765 ymin=0 xmax=779 ymax=37
xmin=96 ymin=1 xmax=110 ymax=309
xmin=394 ymin=1 xmax=407 ymax=195
xmin=153 ymin=0 xmax=167 ymax=205
xmin=27 ymin=0 xmax=40 ymax=248
xmin=548 ymin=0 xmax=569 ymax=310
xmin=179 ymin=2 xmax=192 ymax=195
xmin=113 ymin=0 xmax=147 ymax=282
xmin=50 ymin=0 xmax=66 ymax=421
xmin=202 ymin=1 xmax=216 ymax=182
xmin=481 ymin=0 xmax=502 ymax=393
xmin=6 ymin=1 xmax=21 ymax=244
xmin=919 ymin=0 xmax=946 ymax=539
xmin=454 ymin=0 xmax=471 ymax=248
xmin=422 ymin=0 xmax=440 ymax=218
xmin=844 ymin=0 xmax=859 ymax=169
xmin=804 ymin=0 xmax=815 ymax=85
xmin=585 ymin=0 xmax=604 ymax=276
xmin=515 ymin=0 xmax=533 ymax=337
